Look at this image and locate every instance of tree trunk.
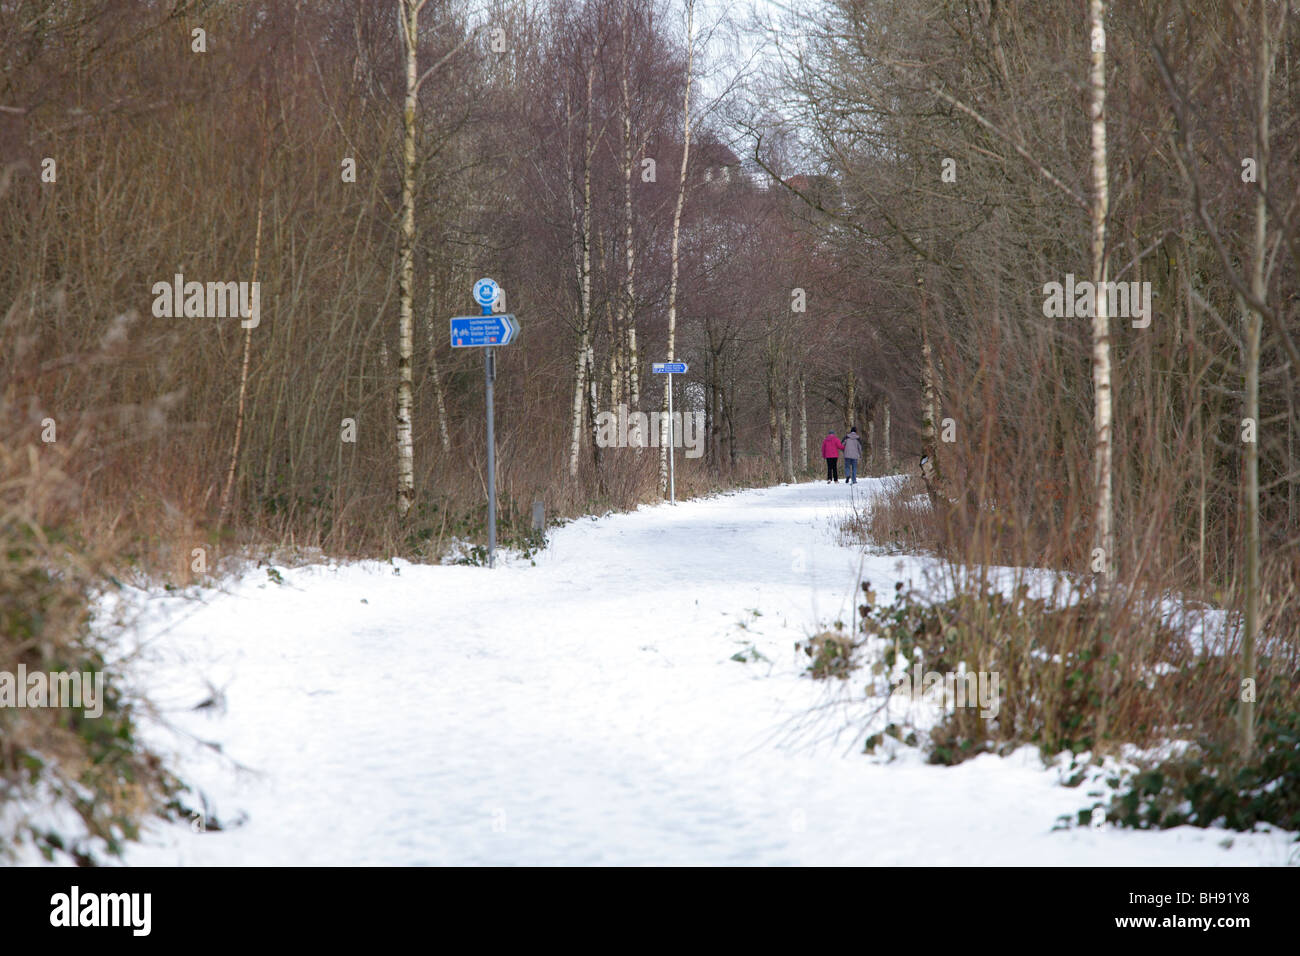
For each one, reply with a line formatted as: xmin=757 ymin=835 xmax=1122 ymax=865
xmin=767 ymin=351 xmax=780 ymax=465
xmin=620 ymin=0 xmax=640 ymax=411
xmin=218 ymin=149 xmax=265 ymax=528
xmin=781 ymin=377 xmax=795 ymax=482
xmin=1088 ymin=0 xmax=1115 ymax=591
xmin=424 ymin=268 xmax=451 ymax=452
xmin=395 ymin=0 xmax=420 ymax=516
xmin=588 ymin=341 xmax=601 ymax=469
xmin=799 ymin=375 xmax=808 ymax=472
xmin=628 ymin=325 xmax=640 ymax=408
xmin=568 ymin=338 xmax=588 ymax=478
xmin=918 ymin=258 xmax=941 ymax=502
xmin=600 ymin=231 xmax=620 ymax=408
xmin=660 ymin=0 xmax=694 ymax=495
xmin=1288 ymin=385 xmax=1296 ymax=532
xmin=725 ymin=379 xmax=737 ymax=469
xmin=1241 ymin=0 xmax=1273 ymax=757
xmin=883 ymin=399 xmax=891 ymax=471
xmin=706 ymin=336 xmax=722 ymax=468
xmin=567 ymin=64 xmax=598 ymax=479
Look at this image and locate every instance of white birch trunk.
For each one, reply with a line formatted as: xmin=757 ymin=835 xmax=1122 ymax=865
xmin=568 ymin=338 xmax=588 ymax=478
xmin=915 ymin=256 xmax=939 ymax=497
xmin=621 ymin=0 xmax=640 ymax=410
xmin=660 ymin=0 xmax=694 ymax=494
xmin=587 ymin=341 xmax=601 ymax=465
xmin=1088 ymin=0 xmax=1114 ymax=590
xmin=566 ymin=67 xmax=597 ymax=478
xmin=395 ymin=0 xmax=420 ymax=516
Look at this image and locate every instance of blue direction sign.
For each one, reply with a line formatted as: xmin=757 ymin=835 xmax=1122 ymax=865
xmin=652 ymin=362 xmax=688 ymax=373
xmin=450 ymin=314 xmax=520 ymax=347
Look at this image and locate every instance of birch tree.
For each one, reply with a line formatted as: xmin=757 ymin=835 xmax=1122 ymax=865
xmin=1088 ymin=0 xmax=1115 ymax=590
xmin=396 ymin=0 xmax=422 ymax=516
xmin=660 ymin=0 xmax=694 ymax=494
xmin=1239 ymin=0 xmax=1276 ymax=756
xmin=567 ymin=57 xmax=601 ymax=478
xmin=218 ymin=135 xmax=266 ymax=529
xmin=395 ymin=0 xmax=477 ymax=515
xmin=619 ymin=0 xmax=641 ymax=409
xmin=1152 ymin=0 xmax=1300 ymax=756
xmin=917 ymin=255 xmax=942 ymax=503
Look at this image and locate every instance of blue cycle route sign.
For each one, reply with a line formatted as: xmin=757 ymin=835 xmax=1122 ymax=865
xmin=450 ymin=314 xmax=520 ymax=347
xmin=472 ymin=277 xmax=500 ymax=311
xmin=651 ymin=362 xmax=688 ymax=374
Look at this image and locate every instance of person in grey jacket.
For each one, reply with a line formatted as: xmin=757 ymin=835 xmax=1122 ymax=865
xmin=842 ymin=427 xmax=863 ymax=484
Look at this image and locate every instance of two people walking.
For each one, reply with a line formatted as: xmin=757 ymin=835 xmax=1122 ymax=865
xmin=822 ymin=427 xmax=862 ymax=484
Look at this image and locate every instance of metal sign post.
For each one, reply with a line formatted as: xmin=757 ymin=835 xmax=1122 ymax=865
xmin=652 ymin=361 xmax=688 ymax=505
xmin=668 ymin=373 xmax=674 ymax=504
xmin=451 ymin=278 xmax=519 ymax=568
xmin=485 ymin=338 xmax=495 ymax=567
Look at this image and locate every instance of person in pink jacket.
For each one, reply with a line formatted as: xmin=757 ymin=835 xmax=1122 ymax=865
xmin=821 ymin=430 xmax=845 ymax=483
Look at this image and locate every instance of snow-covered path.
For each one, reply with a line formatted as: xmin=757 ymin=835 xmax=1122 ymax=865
xmin=117 ymin=479 xmax=1295 ymax=865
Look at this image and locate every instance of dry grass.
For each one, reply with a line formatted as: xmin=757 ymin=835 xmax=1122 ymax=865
xmin=0 ymin=417 xmax=180 ymax=863
xmin=840 ymin=470 xmax=1300 ymax=762
xmin=840 ymin=474 xmax=941 ymax=553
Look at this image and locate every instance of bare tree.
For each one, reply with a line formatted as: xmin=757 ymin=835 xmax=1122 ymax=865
xmin=218 ymin=133 xmax=267 ymax=529
xmin=567 ymin=54 xmax=602 ymax=478
xmin=660 ymin=0 xmax=695 ymax=494
xmin=396 ymin=0 xmax=422 ymax=516
xmin=1088 ymin=0 xmax=1115 ymax=591
xmin=396 ymin=0 xmax=478 ymax=515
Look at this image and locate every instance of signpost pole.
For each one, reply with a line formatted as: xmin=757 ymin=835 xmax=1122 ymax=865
xmin=651 ymin=362 xmax=687 ymax=504
xmin=668 ymin=371 xmax=676 ymax=504
xmin=485 ymin=335 xmax=496 ymax=569
xmin=454 ymin=279 xmax=517 ymax=569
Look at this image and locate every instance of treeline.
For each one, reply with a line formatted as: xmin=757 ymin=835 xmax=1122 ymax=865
xmin=0 ymin=0 xmax=895 ymax=860
xmin=0 ymin=0 xmax=884 ymax=576
xmin=751 ymin=0 xmax=1299 ymax=753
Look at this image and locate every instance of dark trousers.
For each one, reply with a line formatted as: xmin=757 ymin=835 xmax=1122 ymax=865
xmin=825 ymin=458 xmax=839 ymax=481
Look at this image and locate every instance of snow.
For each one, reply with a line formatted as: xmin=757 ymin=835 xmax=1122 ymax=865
xmin=84 ymin=478 xmax=1297 ymax=865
